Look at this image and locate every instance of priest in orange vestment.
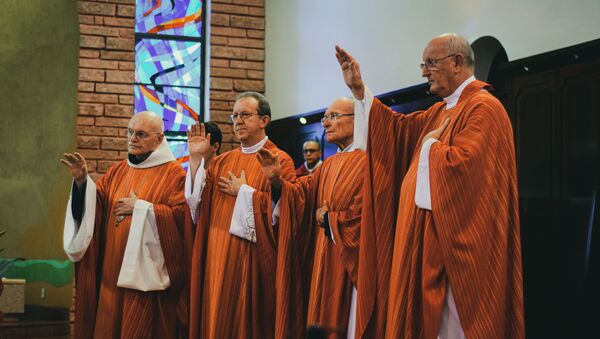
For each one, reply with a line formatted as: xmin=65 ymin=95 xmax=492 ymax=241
xmin=185 ymin=92 xmax=296 ymax=338
xmin=61 ymin=111 xmax=192 ymax=338
xmin=335 ymin=34 xmax=524 ymax=339
xmin=258 ymin=98 xmax=365 ymax=339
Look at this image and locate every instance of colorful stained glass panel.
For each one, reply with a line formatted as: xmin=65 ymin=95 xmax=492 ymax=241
xmin=135 ymin=38 xmax=201 ymax=87
xmin=166 ymin=137 xmax=190 ymax=170
xmin=135 ymin=0 xmax=203 ymax=37
xmin=134 ymin=84 xmax=200 ymax=132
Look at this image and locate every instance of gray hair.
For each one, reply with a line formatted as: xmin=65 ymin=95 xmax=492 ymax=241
xmin=236 ymin=91 xmax=271 ymax=118
xmin=441 ymin=33 xmax=475 ymax=69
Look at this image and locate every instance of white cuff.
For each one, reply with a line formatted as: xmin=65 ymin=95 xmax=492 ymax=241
xmin=415 ymin=138 xmax=438 ymax=210
xmin=353 ymin=86 xmax=373 ymax=151
xmin=229 ymin=184 xmax=257 ymax=243
xmin=63 ymin=175 xmax=96 ymax=262
xmin=117 ymin=199 xmax=170 ymax=291
xmin=185 ymin=158 xmax=206 ymax=224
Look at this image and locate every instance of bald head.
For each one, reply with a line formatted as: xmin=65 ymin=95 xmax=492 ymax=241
xmin=421 ymin=33 xmax=475 ymax=98
xmin=322 ymin=97 xmax=354 ymax=150
xmin=128 ymin=111 xmax=165 ymax=156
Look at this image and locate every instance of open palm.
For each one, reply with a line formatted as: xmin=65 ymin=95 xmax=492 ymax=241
xmin=187 ymin=123 xmax=212 ymax=157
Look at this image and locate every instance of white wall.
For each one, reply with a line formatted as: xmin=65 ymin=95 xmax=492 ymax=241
xmin=265 ymin=0 xmax=600 ymax=120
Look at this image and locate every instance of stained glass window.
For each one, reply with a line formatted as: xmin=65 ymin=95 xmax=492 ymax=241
xmin=134 ymin=0 xmax=205 ymax=170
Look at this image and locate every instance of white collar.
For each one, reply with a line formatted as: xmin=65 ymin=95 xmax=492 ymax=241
xmin=127 ymin=138 xmax=176 ymax=169
xmin=338 ymin=141 xmax=355 ymax=153
xmin=305 ymin=160 xmax=322 ymax=173
xmin=443 ymin=75 xmax=476 ymax=110
xmin=241 ymin=136 xmax=268 ymax=154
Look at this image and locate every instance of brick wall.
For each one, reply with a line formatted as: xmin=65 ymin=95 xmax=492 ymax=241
xmin=76 ymin=0 xmax=266 ymax=181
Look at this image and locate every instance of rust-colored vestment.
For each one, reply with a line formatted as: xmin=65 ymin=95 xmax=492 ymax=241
xmin=189 ymin=140 xmax=295 ymax=338
xmin=73 ymin=160 xmax=191 ymax=339
xmin=356 ymin=81 xmax=524 ymax=338
xmin=275 ymin=149 xmax=364 ymax=339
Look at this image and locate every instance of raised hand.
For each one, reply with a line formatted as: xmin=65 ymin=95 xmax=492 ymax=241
xmin=60 ymin=152 xmax=88 ymax=183
xmin=218 ymin=171 xmax=247 ymax=196
xmin=256 ymin=148 xmax=282 ymax=188
xmin=335 ymin=45 xmax=365 ymax=100
xmin=115 ymin=190 xmax=138 ymax=217
xmin=422 ymin=117 xmax=451 ymax=145
xmin=187 ymin=123 xmax=212 ymax=159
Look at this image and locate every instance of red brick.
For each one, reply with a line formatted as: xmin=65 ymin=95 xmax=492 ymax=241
xmin=117 ymin=5 xmax=135 ymax=17
xmin=233 ymin=79 xmax=264 ymax=92
xmin=96 ymin=83 xmax=133 ymax=95
xmin=211 ymin=59 xmax=229 ymax=67
xmin=78 ymin=126 xmax=119 ymax=137
xmin=247 ymin=70 xmax=264 ymax=79
xmin=228 ymin=38 xmax=264 ymax=48
xmin=80 ymin=59 xmax=118 ymax=70
xmin=79 ymin=69 xmax=105 ymax=82
xmin=101 ymin=137 xmax=128 ymax=150
xmin=90 ymin=172 xmax=102 ymax=181
xmin=212 ymin=4 xmax=249 ymax=15
xmin=246 ymin=48 xmax=264 ymax=61
xmin=105 ymin=70 xmax=134 ymax=83
xmin=211 ymin=46 xmax=246 ymax=59
xmin=79 ymin=24 xmax=120 ymax=37
xmin=247 ymin=30 xmax=264 ymax=39
xmin=98 ymin=160 xmax=120 ymax=172
xmin=78 ymin=1 xmax=116 ymax=16
xmin=230 ymin=16 xmax=264 ymax=30
xmin=96 ymin=117 xmax=130 ymax=128
xmin=101 ymin=50 xmax=134 ymax=61
xmin=103 ymin=16 xmax=134 ymax=27
xmin=210 ymin=110 xmax=233 ymax=123
xmin=233 ymin=0 xmax=264 ymax=6
xmin=210 ymin=100 xmax=232 ymax=110
xmin=211 ymin=91 xmax=238 ymax=101
xmin=80 ymin=35 xmax=105 ymax=48
xmin=78 ymin=15 xmax=95 ymax=25
xmin=211 ymin=78 xmax=233 ymax=90
xmin=217 ymin=123 xmax=234 ymax=134
xmin=211 ymin=36 xmax=229 ymax=46
xmin=77 ymin=136 xmax=100 ymax=149
xmin=98 ymin=0 xmax=135 ymax=4
xmin=79 ymin=149 xmax=121 ymax=160
xmin=230 ymin=60 xmax=263 ymax=70
xmin=105 ymin=104 xmax=133 ymax=117
xmin=77 ymin=116 xmax=95 ymax=126
xmin=211 ymin=26 xmax=246 ymax=37
xmin=118 ymin=28 xmax=135 ymax=38
xmin=212 ymin=13 xmax=230 ymax=26
xmin=119 ymin=95 xmax=134 ymax=104
xmin=80 ymin=49 xmax=100 ymax=58
xmin=78 ymin=82 xmax=95 ymax=92
xmin=248 ymin=7 xmax=265 ymax=16
xmin=118 ymin=128 xmax=129 ymax=137
xmin=106 ymin=37 xmax=134 ymax=50
xmin=213 ymin=0 xmax=235 ymax=3
xmin=118 ymin=61 xmax=134 ymax=70
xmin=79 ymin=103 xmax=104 ymax=116
xmin=211 ymin=67 xmax=246 ymax=78
xmin=79 ymin=92 xmax=119 ymax=103
xmin=94 ymin=16 xmax=104 ymax=25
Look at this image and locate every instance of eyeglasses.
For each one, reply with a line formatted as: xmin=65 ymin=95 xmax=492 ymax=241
xmin=320 ymin=113 xmax=354 ymax=125
xmin=303 ymin=148 xmax=320 ymax=154
xmin=127 ymin=128 xmax=160 ymax=140
xmin=420 ymin=54 xmax=457 ymax=70
xmin=230 ymin=112 xmax=260 ymax=122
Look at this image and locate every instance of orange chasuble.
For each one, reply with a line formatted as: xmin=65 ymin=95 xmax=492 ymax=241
xmin=189 ymin=140 xmax=295 ymax=339
xmin=275 ymin=149 xmax=364 ymax=339
xmin=73 ymin=160 xmax=192 ymax=339
xmin=357 ymin=81 xmax=524 ymax=338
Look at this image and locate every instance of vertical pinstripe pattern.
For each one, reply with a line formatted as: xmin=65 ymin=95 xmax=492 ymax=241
xmin=360 ymin=81 xmax=524 ymax=338
xmin=189 ymin=140 xmax=296 ymax=339
xmin=275 ymin=150 xmax=365 ymax=339
xmin=73 ymin=160 xmax=191 ymax=338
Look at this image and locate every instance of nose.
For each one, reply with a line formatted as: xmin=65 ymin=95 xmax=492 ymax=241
xmin=421 ymin=67 xmax=430 ymax=78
